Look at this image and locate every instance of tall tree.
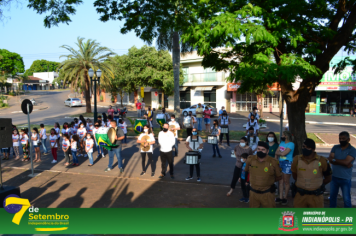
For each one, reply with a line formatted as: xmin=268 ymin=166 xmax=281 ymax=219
xmin=0 ymin=49 xmax=25 ymax=75
xmin=182 ymin=1 xmax=356 ymax=153
xmin=94 ymin=0 xmax=195 ymax=116
xmin=58 ymin=37 xmax=115 ymax=113
xmin=24 ymin=59 xmax=60 ymax=76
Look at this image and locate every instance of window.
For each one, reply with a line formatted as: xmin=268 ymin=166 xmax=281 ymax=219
xmin=235 ymin=92 xmax=258 ymax=111
xmin=72 ymin=98 xmax=80 ymax=101
xmin=204 ymin=89 xmax=216 ymax=107
xmin=180 ymin=89 xmax=191 ymax=109
xmin=66 ymin=99 xmax=71 ymax=101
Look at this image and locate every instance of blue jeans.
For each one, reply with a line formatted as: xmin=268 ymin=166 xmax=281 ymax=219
xmin=41 ymin=139 xmax=48 ymax=153
xmin=137 ymin=110 xmax=141 ymax=117
xmin=88 ymin=152 xmax=94 ymax=165
xmin=197 ymin=118 xmax=203 ymax=131
xmin=329 ymin=176 xmax=352 ymax=208
xmin=72 ymin=150 xmax=78 ymax=164
xmin=96 ymin=142 xmax=104 ymax=155
xmin=123 ymin=134 xmax=127 ymax=143
xmin=108 ymin=146 xmax=122 ymax=169
xmin=212 ymin=144 xmax=221 ymax=156
xmin=114 ymin=117 xmax=120 ymax=125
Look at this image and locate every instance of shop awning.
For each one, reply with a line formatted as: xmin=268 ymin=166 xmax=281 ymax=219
xmin=195 ymin=86 xmax=214 ymax=91
xmin=179 ymin=87 xmax=188 ymax=91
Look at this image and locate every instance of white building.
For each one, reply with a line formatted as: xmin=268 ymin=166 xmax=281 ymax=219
xmin=33 ymin=72 xmax=59 ymax=84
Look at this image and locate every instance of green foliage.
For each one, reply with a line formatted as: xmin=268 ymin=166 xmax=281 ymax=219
xmin=127 ymin=117 xmax=135 ymax=126
xmin=27 ymin=0 xmax=83 ymax=28
xmin=0 ymin=49 xmax=25 ymax=75
xmin=24 ymin=59 xmax=60 ymax=76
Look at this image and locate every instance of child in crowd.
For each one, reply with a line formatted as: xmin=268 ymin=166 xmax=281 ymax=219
xmin=12 ymin=129 xmax=20 ymax=160
xmin=49 ymin=128 xmax=58 ymax=163
xmin=54 ymin=122 xmax=61 ymax=149
xmin=62 ymin=134 xmax=71 ymax=166
xmin=20 ymin=128 xmax=29 ymax=161
xmin=40 ymin=124 xmax=48 ymax=155
xmin=31 ymin=128 xmax=41 ymax=162
xmin=71 ymin=135 xmax=79 ymax=166
xmin=85 ymin=133 xmax=95 ymax=166
xmin=86 ymin=119 xmax=94 ymax=135
xmin=77 ymin=122 xmax=87 ymax=157
xmin=238 ymin=153 xmax=250 ymax=203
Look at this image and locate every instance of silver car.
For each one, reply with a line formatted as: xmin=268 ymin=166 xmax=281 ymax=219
xmin=64 ymin=98 xmax=82 ymax=107
xmin=182 ymin=104 xmax=218 ymax=116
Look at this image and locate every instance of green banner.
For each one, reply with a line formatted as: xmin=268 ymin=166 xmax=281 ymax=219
xmin=1 ymin=197 xmax=356 ymax=234
xmin=134 ymin=119 xmax=147 ymax=134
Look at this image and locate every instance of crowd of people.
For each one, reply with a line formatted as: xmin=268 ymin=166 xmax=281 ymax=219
xmin=1 ymin=104 xmax=355 ymax=209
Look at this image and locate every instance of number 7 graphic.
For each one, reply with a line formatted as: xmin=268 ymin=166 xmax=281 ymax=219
xmin=5 ymin=197 xmax=31 ymax=225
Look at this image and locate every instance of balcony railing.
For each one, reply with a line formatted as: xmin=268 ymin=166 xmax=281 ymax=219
xmin=183 ymin=72 xmax=225 ymax=83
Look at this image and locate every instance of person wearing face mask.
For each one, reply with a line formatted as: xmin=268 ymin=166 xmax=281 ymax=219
xmin=39 ymin=124 xmax=48 ymax=155
xmin=49 ymin=128 xmax=58 ymax=163
xmin=185 ymin=128 xmax=204 ymax=182
xmin=143 ymin=114 xmax=153 ymax=132
xmin=203 ymin=106 xmax=211 ymax=133
xmin=291 ymin=138 xmax=332 ymax=208
xmin=328 ymin=131 xmax=356 ymax=208
xmin=244 ymin=141 xmax=282 ymax=208
xmin=62 ymin=122 xmax=71 ymax=137
xmin=275 ymin=131 xmax=295 ymax=205
xmin=107 ymin=115 xmax=114 ymax=128
xmin=118 ymin=119 xmax=128 ymax=144
xmin=85 ymin=133 xmax=95 ymax=166
xmin=245 ymin=127 xmax=259 ymax=154
xmin=86 ymin=119 xmax=94 ymax=135
xmin=195 ymin=103 xmax=204 ymax=131
xmin=218 ymin=111 xmax=231 ymax=146
xmin=12 ymin=129 xmax=20 ymax=160
xmin=160 ymin=108 xmax=171 ymax=129
xmin=168 ymin=114 xmax=181 ymax=157
xmin=137 ymin=125 xmax=156 ymax=176
xmin=31 ymin=128 xmax=41 ymax=162
xmin=210 ymin=120 xmax=222 ymax=158
xmin=266 ymin=132 xmax=279 ymax=158
xmin=248 ymin=106 xmax=260 ymax=121
xmin=238 ymin=153 xmax=250 ymax=203
xmin=54 ymin=122 xmax=61 ymax=150
xmin=105 ymin=120 xmax=125 ymax=173
xmin=218 ymin=106 xmax=225 ymax=119
xmin=20 ymin=128 xmax=29 ymax=161
xmin=77 ymin=123 xmax=87 ymax=157
xmin=62 ymin=134 xmax=71 ymax=166
xmin=227 ymin=137 xmax=253 ymax=197
xmin=158 ymin=123 xmax=176 ymax=179
xmin=186 ymin=111 xmax=196 ymax=137
xmin=245 ymin=114 xmax=259 ymax=136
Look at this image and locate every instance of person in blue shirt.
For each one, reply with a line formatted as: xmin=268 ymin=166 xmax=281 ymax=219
xmin=275 ymin=131 xmax=295 ymax=205
xmin=218 ymin=106 xmax=225 ymax=119
xmin=328 ymin=131 xmax=356 ymax=208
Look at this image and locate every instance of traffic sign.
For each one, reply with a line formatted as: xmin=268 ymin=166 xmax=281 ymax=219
xmin=21 ymin=99 xmax=33 ymax=114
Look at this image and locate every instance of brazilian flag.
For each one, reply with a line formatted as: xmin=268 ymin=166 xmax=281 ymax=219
xmin=134 ymin=119 xmax=147 ymax=134
xmin=95 ymin=127 xmax=118 ymax=151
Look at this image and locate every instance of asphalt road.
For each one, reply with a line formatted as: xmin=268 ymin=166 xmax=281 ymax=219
xmin=1 ymin=90 xmax=355 ymax=134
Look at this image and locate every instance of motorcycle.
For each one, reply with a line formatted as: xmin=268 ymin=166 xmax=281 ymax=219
xmin=119 ymin=107 xmax=127 ymax=118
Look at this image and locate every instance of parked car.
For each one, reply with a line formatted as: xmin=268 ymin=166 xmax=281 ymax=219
xmin=182 ymin=104 xmax=217 ymax=117
xmin=64 ymin=98 xmax=82 ymax=107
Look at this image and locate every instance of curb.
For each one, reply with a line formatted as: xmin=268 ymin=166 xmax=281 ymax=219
xmin=265 ymin=118 xmax=356 ymax=127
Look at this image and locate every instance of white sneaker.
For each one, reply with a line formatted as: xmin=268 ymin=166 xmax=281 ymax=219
xmin=51 ymin=160 xmax=57 ymax=164
xmin=102 ymin=154 xmax=105 ymax=158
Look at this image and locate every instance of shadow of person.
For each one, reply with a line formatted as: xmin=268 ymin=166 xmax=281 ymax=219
xmin=91 ymin=188 xmax=115 ymax=208
xmin=57 ymin=187 xmax=87 ymax=208
xmin=21 ymin=180 xmax=57 ymax=203
xmin=31 ymin=183 xmax=70 ymax=208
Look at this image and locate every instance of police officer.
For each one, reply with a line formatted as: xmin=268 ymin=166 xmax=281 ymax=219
xmin=291 ymin=138 xmax=332 ymax=208
xmin=244 ymin=141 xmax=282 ymax=208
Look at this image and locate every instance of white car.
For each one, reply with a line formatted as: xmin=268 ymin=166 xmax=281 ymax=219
xmin=182 ymin=104 xmax=218 ymax=117
xmin=64 ymin=98 xmax=82 ymax=107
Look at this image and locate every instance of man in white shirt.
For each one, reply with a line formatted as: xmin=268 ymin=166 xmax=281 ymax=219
xmin=158 ymin=123 xmax=176 ymax=179
xmin=168 ymin=114 xmax=181 ymax=157
xmin=246 ymin=127 xmax=259 ymax=154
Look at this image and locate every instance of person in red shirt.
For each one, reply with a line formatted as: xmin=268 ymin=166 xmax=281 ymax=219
xmin=136 ymin=101 xmax=142 ymax=117
xmin=203 ymin=106 xmax=211 ymax=133
xmin=107 ymin=105 xmax=115 ymax=117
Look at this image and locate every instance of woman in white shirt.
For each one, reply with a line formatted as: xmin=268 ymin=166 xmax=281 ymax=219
xmin=71 ymin=134 xmax=79 ymax=166
xmin=12 ymin=129 xmax=20 ymax=160
xmin=185 ymin=128 xmax=204 ymax=182
xmin=119 ymin=119 xmax=128 ymax=144
xmin=85 ymin=133 xmax=95 ymax=166
xmin=62 ymin=134 xmax=71 ymax=166
xmin=70 ymin=122 xmax=77 ymax=136
xmin=31 ymin=128 xmax=41 ymax=162
xmin=107 ymin=115 xmax=113 ymax=127
xmin=77 ymin=123 xmax=87 ymax=157
xmin=93 ymin=122 xmax=104 ymax=158
xmin=137 ymin=125 xmax=156 ymax=176
xmin=49 ymin=128 xmax=58 ymax=163
xmin=86 ymin=119 xmax=94 ymax=135
xmin=20 ymin=128 xmax=29 ymax=161
xmin=62 ymin=122 xmax=71 ymax=137
xmin=39 ymin=124 xmax=48 ymax=155
xmin=54 ymin=122 xmax=61 ymax=149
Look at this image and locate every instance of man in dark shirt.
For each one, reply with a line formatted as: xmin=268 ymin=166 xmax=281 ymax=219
xmin=105 ymin=120 xmax=125 ymax=173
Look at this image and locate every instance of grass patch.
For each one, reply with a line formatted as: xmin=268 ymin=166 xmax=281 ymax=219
xmin=306 ymin=133 xmax=323 ymax=144
xmin=69 ymin=112 xmax=94 ymax=117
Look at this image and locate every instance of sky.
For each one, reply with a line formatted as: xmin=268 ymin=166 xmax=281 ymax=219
xmin=0 ymin=0 xmax=147 ymax=70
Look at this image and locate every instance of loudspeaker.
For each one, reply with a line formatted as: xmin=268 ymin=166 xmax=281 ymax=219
xmin=0 ymin=186 xmax=21 ymax=208
xmin=0 ymin=118 xmax=12 ymax=148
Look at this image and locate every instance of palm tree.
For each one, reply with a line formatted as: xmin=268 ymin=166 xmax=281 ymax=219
xmin=58 ymin=37 xmax=115 ymax=113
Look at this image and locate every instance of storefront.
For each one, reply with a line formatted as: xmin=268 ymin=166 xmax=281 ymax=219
xmin=306 ymin=68 xmax=356 ymax=115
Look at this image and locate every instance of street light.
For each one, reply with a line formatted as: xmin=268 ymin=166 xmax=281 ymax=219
xmin=89 ymin=68 xmax=101 ymax=123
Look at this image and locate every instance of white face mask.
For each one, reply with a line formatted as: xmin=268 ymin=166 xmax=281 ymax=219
xmin=171 ymin=119 xmax=175 ymax=122
xmin=268 ymin=137 xmax=274 ymax=142
xmin=80 ymin=125 xmax=84 ymax=128
xmin=241 ymin=158 xmax=245 ymax=163
xmin=87 ymin=136 xmax=91 ymax=139
xmin=144 ymin=129 xmax=148 ymax=133
xmin=240 ymin=142 xmax=246 ymax=147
